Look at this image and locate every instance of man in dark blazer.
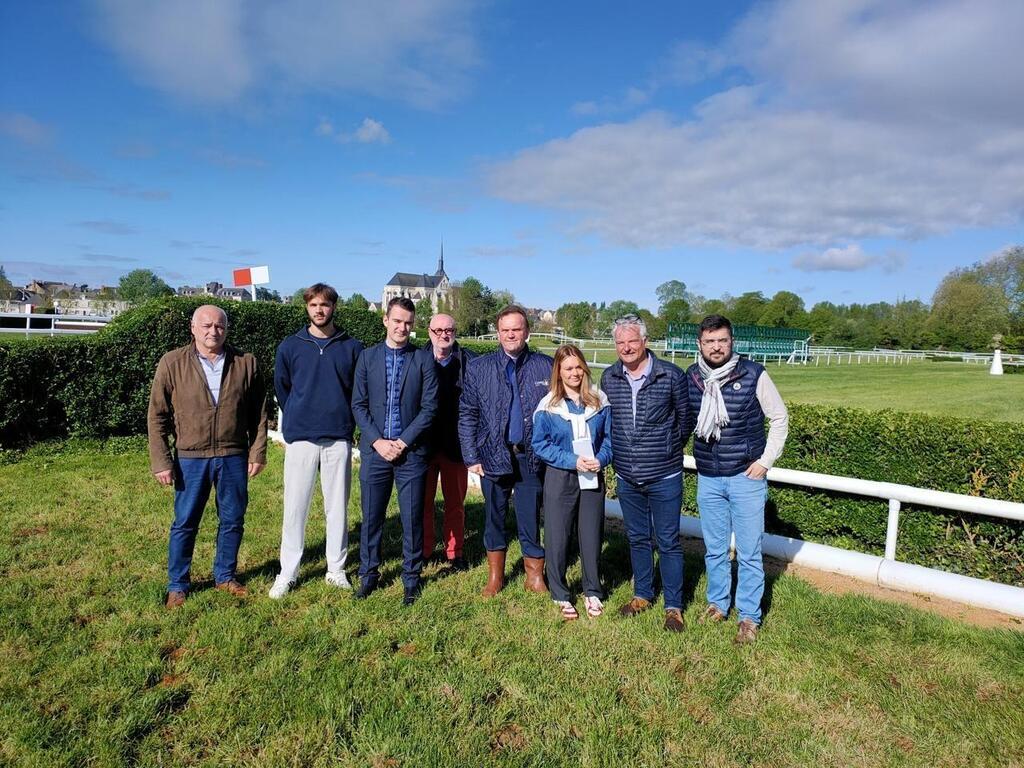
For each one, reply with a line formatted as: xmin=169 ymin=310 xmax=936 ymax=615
xmin=352 ymin=297 xmax=439 ymax=605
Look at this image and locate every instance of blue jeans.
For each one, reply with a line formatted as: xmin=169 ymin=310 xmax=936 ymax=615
xmin=480 ymin=451 xmax=544 ymax=558
xmin=168 ymin=455 xmax=248 ymax=593
xmin=697 ymin=472 xmax=768 ymax=624
xmin=617 ymin=473 xmax=684 ymax=610
xmin=358 ymin=450 xmax=426 ymax=590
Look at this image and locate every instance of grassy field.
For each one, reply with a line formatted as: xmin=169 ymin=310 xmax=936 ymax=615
xmin=2 ymin=440 xmax=1022 ymax=767
xmin=530 ymin=350 xmax=1024 ymax=423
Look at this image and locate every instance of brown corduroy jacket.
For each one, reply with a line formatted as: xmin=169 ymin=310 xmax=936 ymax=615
xmin=147 ymin=343 xmax=268 ymax=474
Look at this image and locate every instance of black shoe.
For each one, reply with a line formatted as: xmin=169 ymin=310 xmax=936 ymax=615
xmin=402 ymin=583 xmax=422 ymax=606
xmin=354 ymin=578 xmax=379 ymax=600
xmin=449 ymin=556 xmax=469 ymax=572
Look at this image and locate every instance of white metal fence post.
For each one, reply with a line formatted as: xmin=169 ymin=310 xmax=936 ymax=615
xmin=885 ymin=499 xmax=901 ymax=560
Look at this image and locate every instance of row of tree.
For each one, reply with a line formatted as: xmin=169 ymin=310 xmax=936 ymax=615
xmin=552 ymin=246 xmax=1023 ymax=352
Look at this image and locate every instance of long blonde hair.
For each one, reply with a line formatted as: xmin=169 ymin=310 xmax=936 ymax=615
xmin=548 ymin=344 xmax=600 ymax=409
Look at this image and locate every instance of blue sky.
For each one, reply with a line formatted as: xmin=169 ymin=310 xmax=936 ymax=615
xmin=1 ymin=0 xmax=1021 ymax=311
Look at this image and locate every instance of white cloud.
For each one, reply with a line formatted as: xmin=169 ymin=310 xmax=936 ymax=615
xmin=93 ymin=0 xmax=479 ymax=108
xmin=488 ymin=0 xmax=1024 ymax=251
xmin=792 ymin=244 xmax=872 ymax=272
xmin=351 ymin=118 xmax=391 ymax=145
xmin=0 ymin=113 xmax=55 ymax=145
xmin=316 ymin=117 xmax=392 ymax=145
xmin=96 ymin=0 xmax=251 ymax=104
xmin=571 ymin=86 xmax=652 ymax=117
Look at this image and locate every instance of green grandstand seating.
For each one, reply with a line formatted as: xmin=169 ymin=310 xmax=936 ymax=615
xmin=667 ymin=323 xmax=811 ymax=359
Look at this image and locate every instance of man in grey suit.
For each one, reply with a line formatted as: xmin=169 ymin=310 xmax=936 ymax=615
xmin=352 ymin=297 xmax=439 ymax=605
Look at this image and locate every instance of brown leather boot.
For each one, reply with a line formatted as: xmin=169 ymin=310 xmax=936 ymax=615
xmin=522 ymin=556 xmax=548 ymax=594
xmin=481 ymin=550 xmax=506 ymax=598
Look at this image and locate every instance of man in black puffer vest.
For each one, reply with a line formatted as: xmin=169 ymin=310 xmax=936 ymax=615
xmin=684 ymin=314 xmax=789 ymax=644
xmin=601 ymin=315 xmax=691 ymax=633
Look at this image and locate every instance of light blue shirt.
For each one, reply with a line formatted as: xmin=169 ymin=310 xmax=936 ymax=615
xmin=196 ymin=351 xmax=225 ymax=405
xmin=625 ymin=353 xmax=653 ymax=426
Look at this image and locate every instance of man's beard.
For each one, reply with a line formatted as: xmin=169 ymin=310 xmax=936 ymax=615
xmin=310 ymin=313 xmax=334 ymax=329
xmin=702 ymin=352 xmax=729 ymax=369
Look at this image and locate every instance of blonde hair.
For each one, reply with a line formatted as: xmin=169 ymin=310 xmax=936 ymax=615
xmin=548 ymin=344 xmax=600 ymax=409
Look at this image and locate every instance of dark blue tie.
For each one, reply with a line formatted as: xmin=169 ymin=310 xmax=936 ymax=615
xmin=506 ymin=356 xmax=524 ymax=445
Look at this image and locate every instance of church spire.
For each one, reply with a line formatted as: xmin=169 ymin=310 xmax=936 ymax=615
xmin=437 ymin=238 xmax=445 ymax=276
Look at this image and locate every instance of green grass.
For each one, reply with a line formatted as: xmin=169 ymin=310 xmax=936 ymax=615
xmin=767 ymin=361 xmax=1024 ymax=422
xmin=2 ymin=440 xmax=1023 ymax=767
xmin=532 ymin=351 xmax=1024 ymax=423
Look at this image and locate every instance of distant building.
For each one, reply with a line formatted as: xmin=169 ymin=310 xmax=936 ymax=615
xmin=175 ymin=281 xmax=250 ymax=302
xmin=216 ymin=287 xmax=252 ymax=302
xmin=10 ymin=281 xmax=129 ymax=316
xmin=0 ymin=288 xmax=44 ymax=313
xmin=381 ymin=246 xmax=451 ymax=314
xmin=52 ymin=290 xmax=130 ymax=317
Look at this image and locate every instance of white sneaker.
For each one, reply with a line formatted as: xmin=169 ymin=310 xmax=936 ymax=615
xmin=325 ymin=571 xmax=352 ymax=590
xmin=268 ymin=577 xmax=294 ymax=600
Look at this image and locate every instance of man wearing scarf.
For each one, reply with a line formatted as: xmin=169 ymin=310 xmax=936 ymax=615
xmin=684 ymin=315 xmax=789 ymax=644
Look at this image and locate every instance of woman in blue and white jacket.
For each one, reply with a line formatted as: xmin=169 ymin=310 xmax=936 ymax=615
xmin=532 ymin=344 xmax=612 ymax=620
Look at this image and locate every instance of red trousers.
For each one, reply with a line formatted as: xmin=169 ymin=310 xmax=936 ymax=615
xmin=422 ymin=453 xmax=468 ymax=559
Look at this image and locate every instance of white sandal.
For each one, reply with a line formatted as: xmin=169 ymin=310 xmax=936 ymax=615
xmin=584 ymin=595 xmax=604 ymax=618
xmin=554 ymin=600 xmax=579 ymax=621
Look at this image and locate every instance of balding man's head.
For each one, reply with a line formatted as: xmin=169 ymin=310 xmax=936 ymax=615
xmin=191 ymin=305 xmax=228 ymax=357
xmin=429 ymin=313 xmax=457 ymax=357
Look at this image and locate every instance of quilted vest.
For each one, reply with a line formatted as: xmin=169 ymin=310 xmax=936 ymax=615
xmin=685 ymin=358 xmax=767 ymax=477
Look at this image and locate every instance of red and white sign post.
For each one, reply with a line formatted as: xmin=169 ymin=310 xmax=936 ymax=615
xmin=232 ymin=265 xmax=271 ymax=300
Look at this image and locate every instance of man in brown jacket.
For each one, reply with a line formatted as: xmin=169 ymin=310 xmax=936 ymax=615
xmin=148 ymin=304 xmax=268 ymax=608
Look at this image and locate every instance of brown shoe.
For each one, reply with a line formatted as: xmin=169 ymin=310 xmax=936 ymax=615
xmin=664 ymin=608 xmax=685 ymax=633
xmin=522 ymin=556 xmax=548 ymax=594
xmin=618 ymin=596 xmax=652 ymax=618
xmin=699 ymin=603 xmax=726 ymax=624
xmin=165 ymin=590 xmax=186 ymax=609
xmin=481 ymin=550 xmax=506 ymax=598
xmin=215 ymin=579 xmax=248 ymax=597
xmin=735 ymin=619 xmax=759 ymax=644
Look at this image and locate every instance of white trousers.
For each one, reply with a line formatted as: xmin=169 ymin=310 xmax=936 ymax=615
xmin=278 ymin=438 xmax=352 ymax=582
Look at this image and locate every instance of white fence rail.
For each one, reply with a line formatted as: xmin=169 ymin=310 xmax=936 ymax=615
xmin=656 ymin=456 xmax=1024 ymax=617
xmin=0 ymin=312 xmax=112 ymax=336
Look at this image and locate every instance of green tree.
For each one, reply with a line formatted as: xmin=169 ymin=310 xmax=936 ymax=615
xmin=346 ymin=293 xmax=369 ymax=310
xmin=659 ymin=298 xmax=691 ymax=328
xmin=730 ymin=291 xmax=768 ymax=325
xmin=556 ymin=302 xmax=595 ymax=339
xmin=255 ymin=287 xmax=282 ymax=302
xmin=414 ymin=297 xmax=433 ymax=333
xmin=0 ymin=264 xmax=13 ymax=299
xmin=450 ymin=277 xmax=497 ymax=337
xmin=929 ymin=272 xmax=1009 ymax=351
xmin=655 ymin=280 xmax=688 ymax=309
xmin=117 ymin=269 xmax=174 ymax=304
xmin=757 ymin=291 xmax=807 ymax=328
xmin=699 ymin=298 xmax=730 ymax=319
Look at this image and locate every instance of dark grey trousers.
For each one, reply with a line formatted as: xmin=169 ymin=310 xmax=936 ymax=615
xmin=542 ymin=466 xmax=605 ymax=602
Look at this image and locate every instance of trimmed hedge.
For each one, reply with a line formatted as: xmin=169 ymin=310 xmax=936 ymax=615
xmin=682 ymin=406 xmax=1024 ymax=587
xmin=4 ymin=308 xmax=1022 ymax=586
xmin=0 ymin=297 xmax=384 ymax=445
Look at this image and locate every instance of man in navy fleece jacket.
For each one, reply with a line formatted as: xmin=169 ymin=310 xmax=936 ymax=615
xmin=268 ymin=283 xmax=364 ymax=599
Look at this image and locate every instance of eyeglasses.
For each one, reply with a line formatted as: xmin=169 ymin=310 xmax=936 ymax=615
xmin=430 ymin=327 xmax=455 ymax=336
xmin=614 ymin=314 xmax=640 ymax=325
xmin=700 ymin=337 xmax=731 ymax=346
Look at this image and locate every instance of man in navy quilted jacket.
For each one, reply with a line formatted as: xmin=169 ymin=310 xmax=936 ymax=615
xmin=459 ymin=305 xmax=553 ymax=598
xmin=601 ymin=315 xmax=691 ymax=632
xmin=684 ymin=314 xmax=788 ymax=644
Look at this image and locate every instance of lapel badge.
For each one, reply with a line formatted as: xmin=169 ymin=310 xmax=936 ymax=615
xmin=732 ymin=382 xmax=742 ymax=391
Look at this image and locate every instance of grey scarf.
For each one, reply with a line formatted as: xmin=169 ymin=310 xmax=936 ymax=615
xmin=695 ymin=352 xmax=740 ymax=442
